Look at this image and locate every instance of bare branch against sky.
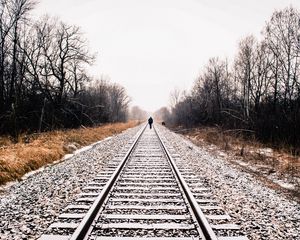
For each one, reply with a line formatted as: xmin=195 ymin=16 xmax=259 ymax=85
xmin=33 ymin=0 xmax=300 ymax=112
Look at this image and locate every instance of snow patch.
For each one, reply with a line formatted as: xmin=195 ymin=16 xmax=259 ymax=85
xmin=21 ymin=166 xmax=46 ymax=180
xmin=74 ymin=145 xmax=92 ymax=154
xmin=0 ymin=181 xmax=18 ymax=193
xmin=235 ymin=160 xmax=249 ymax=167
xmin=272 ymin=179 xmax=296 ymax=190
xmin=63 ymin=153 xmax=74 ymax=160
xmin=258 ymin=148 xmax=273 ymax=157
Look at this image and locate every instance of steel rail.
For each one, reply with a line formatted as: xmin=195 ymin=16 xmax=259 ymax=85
xmin=70 ymin=124 xmax=147 ymax=240
xmin=154 ymin=125 xmax=218 ymax=240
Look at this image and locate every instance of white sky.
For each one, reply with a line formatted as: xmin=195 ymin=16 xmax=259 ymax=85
xmin=33 ymin=0 xmax=300 ymax=112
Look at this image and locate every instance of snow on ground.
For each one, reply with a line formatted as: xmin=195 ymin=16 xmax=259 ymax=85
xmin=0 ymin=124 xmax=299 ymax=240
xmin=0 ymin=126 xmax=141 ymax=240
xmin=157 ymin=125 xmax=300 ymax=240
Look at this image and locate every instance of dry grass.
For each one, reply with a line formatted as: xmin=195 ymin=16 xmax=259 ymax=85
xmin=0 ymin=121 xmax=139 ymax=185
xmin=180 ymin=126 xmax=300 ymax=192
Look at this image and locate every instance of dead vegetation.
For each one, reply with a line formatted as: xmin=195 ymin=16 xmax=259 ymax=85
xmin=0 ymin=121 xmax=139 ymax=185
xmin=177 ymin=126 xmax=300 ymax=197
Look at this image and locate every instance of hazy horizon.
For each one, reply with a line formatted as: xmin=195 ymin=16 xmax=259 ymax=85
xmin=33 ymin=0 xmax=300 ymax=112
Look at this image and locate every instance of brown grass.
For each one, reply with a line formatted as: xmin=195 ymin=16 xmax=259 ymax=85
xmin=0 ymin=121 xmax=139 ymax=185
xmin=179 ymin=126 xmax=300 ymax=194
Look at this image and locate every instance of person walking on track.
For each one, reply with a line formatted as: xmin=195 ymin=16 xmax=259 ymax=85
xmin=148 ymin=117 xmax=153 ymax=129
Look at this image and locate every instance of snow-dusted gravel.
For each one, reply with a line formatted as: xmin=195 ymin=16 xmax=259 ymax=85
xmin=0 ymin=125 xmax=141 ymax=240
xmin=157 ymin=125 xmax=300 ymax=240
xmin=1 ymin=124 xmax=299 ymax=240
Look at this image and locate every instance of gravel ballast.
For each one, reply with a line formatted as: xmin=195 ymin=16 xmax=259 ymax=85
xmin=0 ymin=125 xmax=141 ymax=240
xmin=1 ymin=124 xmax=299 ymax=240
xmin=157 ymin=125 xmax=300 ymax=240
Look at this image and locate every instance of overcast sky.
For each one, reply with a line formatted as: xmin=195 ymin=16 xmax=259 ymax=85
xmin=33 ymin=0 xmax=300 ymax=112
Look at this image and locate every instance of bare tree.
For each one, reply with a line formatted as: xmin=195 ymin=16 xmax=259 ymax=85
xmin=234 ymin=35 xmax=257 ymax=120
xmin=250 ymin=41 xmax=271 ymax=113
xmin=39 ymin=19 xmax=94 ymax=107
xmin=0 ymin=0 xmax=35 ymax=138
xmin=108 ymin=83 xmax=130 ymax=122
xmin=190 ymin=57 xmax=231 ymax=123
xmin=169 ymin=87 xmax=181 ymax=109
xmin=264 ymin=7 xmax=300 ymax=106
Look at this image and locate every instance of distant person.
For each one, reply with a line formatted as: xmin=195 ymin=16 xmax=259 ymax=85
xmin=148 ymin=117 xmax=153 ymax=129
xmin=162 ymin=121 xmax=166 ymax=126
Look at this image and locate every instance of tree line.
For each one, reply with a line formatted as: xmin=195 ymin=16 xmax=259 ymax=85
xmin=0 ymin=0 xmax=130 ymax=139
xmin=168 ymin=6 xmax=300 ymax=152
xmin=128 ymin=106 xmax=148 ymax=121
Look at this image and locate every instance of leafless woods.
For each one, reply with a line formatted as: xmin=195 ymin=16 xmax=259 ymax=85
xmin=168 ymin=6 xmax=300 ymax=151
xmin=0 ymin=0 xmax=130 ymax=138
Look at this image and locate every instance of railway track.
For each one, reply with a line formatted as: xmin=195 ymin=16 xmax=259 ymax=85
xmin=40 ymin=125 xmax=248 ymax=240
